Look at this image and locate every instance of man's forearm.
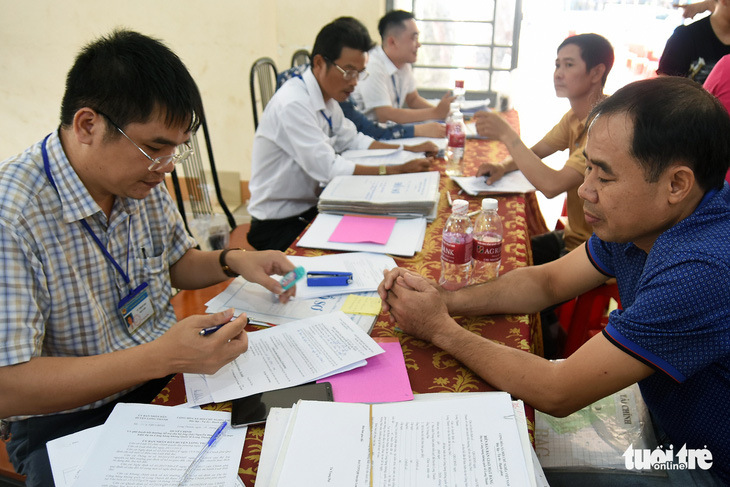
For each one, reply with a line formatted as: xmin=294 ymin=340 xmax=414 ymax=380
xmin=0 ymin=343 xmax=163 ymax=418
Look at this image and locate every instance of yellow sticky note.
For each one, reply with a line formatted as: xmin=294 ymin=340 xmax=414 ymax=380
xmin=341 ymin=294 xmax=382 ymax=316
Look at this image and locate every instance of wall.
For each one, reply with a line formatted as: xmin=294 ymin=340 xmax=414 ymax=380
xmin=0 ymin=0 xmax=383 ymax=181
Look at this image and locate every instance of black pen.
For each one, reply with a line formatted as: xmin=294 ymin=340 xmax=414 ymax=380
xmin=198 ymin=317 xmax=270 ymax=336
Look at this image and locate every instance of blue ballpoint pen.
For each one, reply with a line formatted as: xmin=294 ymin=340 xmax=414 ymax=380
xmin=178 ymin=420 xmax=229 ymax=486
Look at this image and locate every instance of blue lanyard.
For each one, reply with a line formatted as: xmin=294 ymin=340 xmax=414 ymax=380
xmin=320 ymin=110 xmax=333 ymax=136
xmin=41 ymin=134 xmax=132 ymax=285
xmin=391 ymin=74 xmax=400 ymax=107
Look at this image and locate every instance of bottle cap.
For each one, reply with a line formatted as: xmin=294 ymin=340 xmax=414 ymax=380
xmin=481 ymin=198 xmax=498 ymax=211
xmin=455 ymin=80 xmax=464 ymax=89
xmin=452 ymin=199 xmax=469 ymax=214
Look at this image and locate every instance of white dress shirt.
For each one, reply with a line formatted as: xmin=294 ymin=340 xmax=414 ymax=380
xmin=248 ymin=68 xmax=374 ymax=220
xmin=351 ymin=46 xmax=417 ymax=121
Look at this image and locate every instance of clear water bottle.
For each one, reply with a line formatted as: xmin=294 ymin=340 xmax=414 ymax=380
xmin=445 ymin=105 xmax=466 ymax=177
xmin=471 ymin=198 xmax=503 ymax=284
xmin=454 ymin=80 xmax=465 ymax=108
xmin=440 ymin=199 xmax=473 ymax=290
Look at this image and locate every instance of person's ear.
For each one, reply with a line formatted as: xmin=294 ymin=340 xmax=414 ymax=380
xmin=666 ymin=165 xmax=696 ymax=205
xmin=73 ymin=108 xmax=104 ymax=146
xmin=589 ymin=63 xmax=606 ymax=85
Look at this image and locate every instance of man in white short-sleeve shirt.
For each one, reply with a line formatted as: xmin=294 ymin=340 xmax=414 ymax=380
xmin=351 ymin=10 xmax=455 ymax=124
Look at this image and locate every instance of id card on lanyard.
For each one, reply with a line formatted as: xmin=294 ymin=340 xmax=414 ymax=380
xmin=42 ymin=134 xmax=155 ymax=334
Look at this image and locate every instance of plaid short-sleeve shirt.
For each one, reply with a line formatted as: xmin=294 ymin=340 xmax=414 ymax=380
xmin=0 ymin=130 xmax=196 ymax=418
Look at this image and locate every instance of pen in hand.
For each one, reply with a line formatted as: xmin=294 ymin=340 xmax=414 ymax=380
xmin=199 ymin=317 xmax=270 ymax=336
xmin=178 ymin=420 xmax=229 ymax=486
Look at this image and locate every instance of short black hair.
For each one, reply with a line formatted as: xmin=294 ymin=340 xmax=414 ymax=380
xmin=378 ymin=10 xmax=415 ymax=41
xmin=559 ymin=33 xmax=614 ymax=87
xmin=311 ymin=17 xmax=375 ymax=64
xmin=588 ymin=76 xmax=730 ymax=191
xmin=60 ymin=29 xmax=202 ymax=134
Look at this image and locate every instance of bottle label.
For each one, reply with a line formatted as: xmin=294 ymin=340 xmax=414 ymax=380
xmin=473 ymin=239 xmax=502 ymax=262
xmin=448 ymin=132 xmax=465 ymax=148
xmin=442 ymin=239 xmax=473 ymax=264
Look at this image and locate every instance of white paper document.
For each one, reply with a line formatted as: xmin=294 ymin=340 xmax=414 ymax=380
xmin=204 ymin=312 xmax=385 ymax=403
xmin=205 ymin=275 xmax=378 ymax=331
xmin=286 ymin=252 xmax=397 ymax=299
xmin=340 ymin=148 xmax=424 ymax=167
xmin=69 ymin=403 xmax=246 ymax=487
xmin=267 ymin=392 xmax=531 ymax=487
xmin=296 ymin=213 xmax=427 ymax=257
xmin=47 ymin=425 xmax=103 ymax=487
xmin=451 ymin=172 xmax=536 ymax=196
xmin=317 ymin=171 xmax=440 ymax=218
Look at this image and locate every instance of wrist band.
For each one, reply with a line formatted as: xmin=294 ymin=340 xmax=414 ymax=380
xmin=219 ymin=248 xmax=243 ymax=278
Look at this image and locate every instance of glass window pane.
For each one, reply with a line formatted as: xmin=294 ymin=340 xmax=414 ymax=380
xmin=493 ymin=47 xmax=512 ymax=69
xmin=414 ymin=67 xmax=491 ymax=92
xmin=414 ymin=0 xmax=495 ymax=22
xmin=419 ymin=21 xmax=493 ymax=45
xmin=494 ymin=0 xmax=517 ymax=45
xmin=418 ymin=44 xmax=492 ymax=69
xmin=490 ymin=70 xmax=512 ymax=93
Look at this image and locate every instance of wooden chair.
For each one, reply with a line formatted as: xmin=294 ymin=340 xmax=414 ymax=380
xmin=558 ymin=282 xmax=621 ymax=358
xmin=0 ymin=440 xmax=25 ymax=485
xmin=249 ymin=57 xmax=278 ymax=130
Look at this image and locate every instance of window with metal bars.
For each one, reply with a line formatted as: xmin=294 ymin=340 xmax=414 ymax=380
xmin=387 ymin=0 xmax=522 ymax=103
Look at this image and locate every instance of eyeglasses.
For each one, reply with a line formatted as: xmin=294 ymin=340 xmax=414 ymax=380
xmin=97 ymin=111 xmax=193 ymax=172
xmin=324 ymin=57 xmax=369 ymax=81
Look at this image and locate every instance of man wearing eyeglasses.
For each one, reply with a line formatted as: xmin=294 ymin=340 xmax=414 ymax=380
xmin=0 ymin=30 xmax=297 ymax=486
xmin=351 ymin=10 xmax=456 ymax=124
xmin=247 ymin=16 xmax=438 ymax=252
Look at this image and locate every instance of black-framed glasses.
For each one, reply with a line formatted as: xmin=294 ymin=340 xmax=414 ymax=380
xmin=324 ymin=57 xmax=368 ymax=81
xmin=97 ymin=111 xmax=193 ymax=172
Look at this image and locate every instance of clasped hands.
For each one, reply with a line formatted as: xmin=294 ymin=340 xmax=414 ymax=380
xmin=377 ymin=267 xmax=456 ymax=343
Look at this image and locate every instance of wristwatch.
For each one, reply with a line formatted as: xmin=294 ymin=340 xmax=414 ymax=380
xmin=219 ymin=248 xmax=244 ymax=278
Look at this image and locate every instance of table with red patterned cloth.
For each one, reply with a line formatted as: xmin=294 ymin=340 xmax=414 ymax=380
xmin=154 ymin=110 xmax=548 ymax=485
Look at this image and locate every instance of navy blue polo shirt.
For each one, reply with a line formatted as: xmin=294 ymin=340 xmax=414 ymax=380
xmin=587 ymin=184 xmax=730 ymax=481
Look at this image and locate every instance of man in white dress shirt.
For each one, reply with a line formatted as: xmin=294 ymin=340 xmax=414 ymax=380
xmin=247 ymin=17 xmax=437 ymax=251
xmin=351 ymin=10 xmax=455 ymax=124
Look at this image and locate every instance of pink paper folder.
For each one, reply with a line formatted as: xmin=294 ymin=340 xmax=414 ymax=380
xmin=328 ymin=214 xmax=397 ymax=245
xmin=317 ymin=337 xmax=413 ymax=403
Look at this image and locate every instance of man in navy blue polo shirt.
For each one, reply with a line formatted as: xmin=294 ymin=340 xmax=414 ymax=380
xmin=379 ymin=76 xmax=730 ymax=484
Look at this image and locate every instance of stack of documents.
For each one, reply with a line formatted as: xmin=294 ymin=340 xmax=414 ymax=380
xmin=184 ymin=312 xmax=385 ymax=406
xmin=317 ymin=171 xmax=440 ymax=219
xmin=296 ymin=213 xmax=427 ymax=257
xmin=205 ymin=252 xmax=395 ymax=329
xmin=48 ymin=404 xmax=247 ymax=487
xmin=257 ymin=392 xmax=541 ymax=487
xmin=451 ymin=172 xmax=536 ymax=195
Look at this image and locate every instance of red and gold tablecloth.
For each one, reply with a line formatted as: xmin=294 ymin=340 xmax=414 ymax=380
xmin=155 ymin=110 xmax=548 ymax=486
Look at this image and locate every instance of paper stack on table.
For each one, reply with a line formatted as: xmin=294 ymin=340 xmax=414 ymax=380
xmin=48 ymin=404 xmax=246 ymax=487
xmin=204 ymin=252 xmax=395 ymax=328
xmin=296 ymin=213 xmax=427 ymax=257
xmin=451 ymin=172 xmax=536 ymax=196
xmin=317 ymin=171 xmax=440 ymax=219
xmin=185 ymin=312 xmax=385 ymax=405
xmin=257 ymin=392 xmax=536 ymax=487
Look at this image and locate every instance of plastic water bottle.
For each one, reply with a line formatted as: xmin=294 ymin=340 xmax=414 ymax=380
xmin=445 ymin=105 xmax=466 ymax=177
xmin=440 ymin=199 xmax=473 ymax=290
xmin=454 ymin=80 xmax=465 ymax=108
xmin=471 ymin=198 xmax=503 ymax=284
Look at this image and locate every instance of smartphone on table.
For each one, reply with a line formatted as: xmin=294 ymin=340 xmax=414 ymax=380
xmin=230 ymin=382 xmax=333 ymax=428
